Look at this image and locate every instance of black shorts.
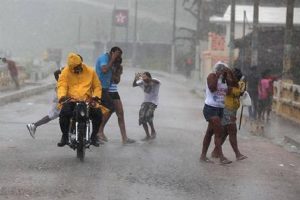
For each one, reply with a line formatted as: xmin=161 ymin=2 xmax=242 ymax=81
xmin=101 ymin=89 xmax=115 ymax=112
xmin=109 ymin=92 xmax=121 ymax=100
xmin=203 ymin=104 xmax=224 ymax=122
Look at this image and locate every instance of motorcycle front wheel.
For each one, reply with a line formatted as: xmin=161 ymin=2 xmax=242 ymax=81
xmin=76 ymin=123 xmax=86 ymax=162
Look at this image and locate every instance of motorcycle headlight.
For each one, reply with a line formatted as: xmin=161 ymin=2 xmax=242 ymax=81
xmin=80 ymin=110 xmax=85 ymax=117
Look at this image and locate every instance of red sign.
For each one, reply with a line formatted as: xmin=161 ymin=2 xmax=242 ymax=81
xmin=114 ymin=9 xmax=129 ymax=27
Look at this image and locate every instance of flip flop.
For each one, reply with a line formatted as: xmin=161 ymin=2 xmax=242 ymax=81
xmin=200 ymin=157 xmax=214 ymax=163
xmin=99 ymin=135 xmax=108 ymax=142
xmin=237 ymin=155 xmax=248 ymax=161
xmin=220 ymin=158 xmax=232 ymax=165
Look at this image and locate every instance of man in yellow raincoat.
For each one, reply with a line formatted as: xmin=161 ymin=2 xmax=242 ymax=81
xmin=57 ymin=53 xmax=103 ymax=147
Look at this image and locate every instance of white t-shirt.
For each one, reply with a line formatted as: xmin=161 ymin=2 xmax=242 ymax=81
xmin=136 ymin=78 xmax=161 ymax=105
xmin=204 ymin=77 xmax=228 ymax=108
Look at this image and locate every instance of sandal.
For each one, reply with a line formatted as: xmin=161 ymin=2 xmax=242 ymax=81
xmin=237 ymin=155 xmax=248 ymax=161
xmin=220 ymin=158 xmax=232 ymax=165
xmin=123 ymin=138 xmax=136 ymax=145
xmin=99 ymin=135 xmax=108 ymax=142
xmin=200 ymin=157 xmax=214 ymax=163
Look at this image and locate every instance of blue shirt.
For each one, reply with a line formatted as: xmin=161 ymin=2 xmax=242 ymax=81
xmin=95 ymin=53 xmax=112 ymax=89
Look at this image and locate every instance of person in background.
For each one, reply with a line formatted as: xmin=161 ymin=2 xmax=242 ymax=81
xmin=200 ymin=61 xmax=232 ymax=164
xmin=133 ymin=72 xmax=161 ymax=140
xmin=26 ymin=69 xmax=62 ymax=138
xmin=1 ymin=57 xmax=20 ymax=89
xmin=246 ymin=65 xmax=260 ymax=120
xmin=257 ymin=70 xmax=273 ymax=122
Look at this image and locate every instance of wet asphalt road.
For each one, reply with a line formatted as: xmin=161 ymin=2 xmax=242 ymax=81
xmin=0 ymin=68 xmax=299 ymax=200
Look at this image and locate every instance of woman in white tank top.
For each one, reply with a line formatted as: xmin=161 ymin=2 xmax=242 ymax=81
xmin=200 ymin=62 xmax=232 ymax=165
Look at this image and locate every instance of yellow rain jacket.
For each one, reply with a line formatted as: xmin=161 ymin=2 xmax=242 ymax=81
xmin=57 ymin=53 xmax=109 ymax=114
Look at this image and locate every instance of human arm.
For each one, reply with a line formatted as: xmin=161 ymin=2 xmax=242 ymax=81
xmin=207 ymin=73 xmax=219 ymax=92
xmin=57 ymin=67 xmax=68 ymax=101
xmin=151 ymin=78 xmax=160 ymax=85
xmin=100 ymin=52 xmax=121 ymax=73
xmin=133 ymin=72 xmax=143 ymax=87
xmin=92 ymin=71 xmax=102 ymax=99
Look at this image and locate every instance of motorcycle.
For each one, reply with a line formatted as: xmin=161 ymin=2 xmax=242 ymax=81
xmin=66 ymin=100 xmax=92 ymax=162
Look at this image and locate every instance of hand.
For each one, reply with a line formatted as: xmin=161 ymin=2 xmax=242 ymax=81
xmin=135 ymin=72 xmax=142 ymax=80
xmin=111 ymin=51 xmax=121 ymax=63
xmin=59 ymin=96 xmax=69 ymax=104
xmin=92 ymin=96 xmax=101 ymax=104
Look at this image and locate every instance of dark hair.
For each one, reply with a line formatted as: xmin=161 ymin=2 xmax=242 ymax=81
xmin=233 ymin=68 xmax=243 ymax=81
xmin=54 ymin=69 xmax=61 ymax=81
xmin=2 ymin=57 xmax=6 ymax=62
xmin=143 ymin=71 xmax=152 ymax=79
xmin=110 ymin=46 xmax=123 ymax=54
xmin=261 ymin=69 xmax=271 ymax=78
xmin=77 ymin=54 xmax=83 ymax=62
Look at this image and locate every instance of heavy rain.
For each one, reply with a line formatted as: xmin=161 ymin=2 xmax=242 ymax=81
xmin=0 ymin=0 xmax=299 ymax=199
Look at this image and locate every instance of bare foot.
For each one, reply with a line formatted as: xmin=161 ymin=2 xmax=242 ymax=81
xmin=98 ymin=133 xmax=108 ymax=142
xmin=150 ymin=132 xmax=156 ymax=139
xmin=141 ymin=136 xmax=151 ymax=141
xmin=122 ymin=138 xmax=136 ymax=145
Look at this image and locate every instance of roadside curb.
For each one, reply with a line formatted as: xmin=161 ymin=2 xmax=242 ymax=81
xmin=0 ymin=83 xmax=55 ymax=106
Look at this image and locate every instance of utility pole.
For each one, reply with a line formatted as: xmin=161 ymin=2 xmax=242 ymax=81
xmin=110 ymin=0 xmax=117 ymax=44
xmin=132 ymin=0 xmax=138 ymax=67
xmin=78 ymin=16 xmax=82 ymax=49
xmin=229 ymin=0 xmax=236 ymax=67
xmin=241 ymin=10 xmax=246 ymax=73
xmin=170 ymin=0 xmax=177 ymax=74
xmin=194 ymin=0 xmax=202 ymax=81
xmin=251 ymin=0 xmax=259 ymax=67
xmin=283 ymin=0 xmax=295 ymax=80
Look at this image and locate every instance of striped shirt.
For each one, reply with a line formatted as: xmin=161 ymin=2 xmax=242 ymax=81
xmin=108 ymin=83 xmax=118 ymax=92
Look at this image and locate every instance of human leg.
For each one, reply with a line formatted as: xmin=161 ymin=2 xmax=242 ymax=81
xmin=142 ymin=123 xmax=151 ymax=140
xmin=148 ymin=121 xmax=156 ymax=139
xmin=90 ymin=107 xmax=103 ymax=147
xmin=227 ymin=123 xmax=246 ymax=160
xmin=58 ymin=102 xmax=74 ymax=147
xmin=98 ymin=112 xmax=112 ymax=141
xmin=210 ymin=117 xmax=231 ymax=164
xmin=114 ymin=99 xmax=129 ymax=143
xmin=97 ymin=89 xmax=114 ymax=141
xmin=200 ymin=123 xmax=214 ymax=162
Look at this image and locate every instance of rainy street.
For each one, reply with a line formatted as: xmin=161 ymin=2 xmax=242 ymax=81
xmin=1 ymin=0 xmax=300 ymax=199
xmin=0 ymin=68 xmax=299 ymax=200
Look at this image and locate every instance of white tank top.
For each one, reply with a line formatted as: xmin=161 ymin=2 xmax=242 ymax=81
xmin=205 ymin=76 xmax=228 ymax=108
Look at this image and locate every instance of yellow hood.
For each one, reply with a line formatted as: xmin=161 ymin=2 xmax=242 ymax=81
xmin=67 ymin=53 xmax=82 ymax=71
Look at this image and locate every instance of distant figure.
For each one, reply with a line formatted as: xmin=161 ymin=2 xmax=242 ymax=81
xmin=133 ymin=72 xmax=161 ymax=141
xmin=257 ymin=70 xmax=273 ymax=121
xmin=26 ymin=69 xmax=61 ymax=138
xmin=1 ymin=57 xmax=20 ymax=89
xmin=185 ymin=57 xmax=194 ymax=78
xmin=246 ymin=65 xmax=260 ymax=120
